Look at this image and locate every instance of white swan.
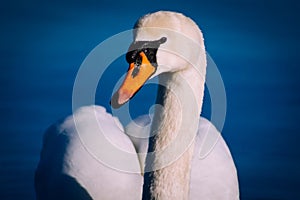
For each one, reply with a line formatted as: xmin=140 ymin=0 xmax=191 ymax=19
xmin=35 ymin=11 xmax=239 ymax=200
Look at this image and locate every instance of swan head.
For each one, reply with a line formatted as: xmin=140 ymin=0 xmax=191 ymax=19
xmin=110 ymin=11 xmax=205 ymax=109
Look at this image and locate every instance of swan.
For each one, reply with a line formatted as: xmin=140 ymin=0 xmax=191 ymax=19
xmin=35 ymin=11 xmax=239 ymax=200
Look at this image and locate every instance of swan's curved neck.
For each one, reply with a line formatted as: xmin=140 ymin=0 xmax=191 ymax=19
xmin=143 ymin=65 xmax=205 ymax=199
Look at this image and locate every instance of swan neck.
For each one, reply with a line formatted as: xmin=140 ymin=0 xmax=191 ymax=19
xmin=145 ymin=69 xmax=204 ymax=199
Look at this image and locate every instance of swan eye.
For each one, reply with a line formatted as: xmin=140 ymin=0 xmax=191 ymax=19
xmin=126 ymin=50 xmax=138 ymax=64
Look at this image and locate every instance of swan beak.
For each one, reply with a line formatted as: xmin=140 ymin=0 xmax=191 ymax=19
xmin=110 ymin=51 xmax=156 ymax=109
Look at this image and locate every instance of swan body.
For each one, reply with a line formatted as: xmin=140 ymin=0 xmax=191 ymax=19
xmin=35 ymin=11 xmax=239 ymax=199
xmin=35 ymin=106 xmax=238 ymax=199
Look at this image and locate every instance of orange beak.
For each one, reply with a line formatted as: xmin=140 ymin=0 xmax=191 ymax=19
xmin=110 ymin=51 xmax=156 ymax=108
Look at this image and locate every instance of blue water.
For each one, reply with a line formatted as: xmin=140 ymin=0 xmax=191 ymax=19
xmin=1 ymin=0 xmax=300 ymax=199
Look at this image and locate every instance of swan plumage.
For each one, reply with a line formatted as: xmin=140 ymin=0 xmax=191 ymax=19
xmin=35 ymin=106 xmax=238 ymax=199
xmin=35 ymin=11 xmax=239 ymax=200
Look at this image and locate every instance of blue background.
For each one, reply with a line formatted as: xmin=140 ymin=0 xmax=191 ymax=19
xmin=1 ymin=0 xmax=299 ymax=199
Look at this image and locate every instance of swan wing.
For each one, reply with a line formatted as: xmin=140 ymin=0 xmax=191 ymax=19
xmin=189 ymin=117 xmax=239 ymax=199
xmin=35 ymin=105 xmax=143 ymax=200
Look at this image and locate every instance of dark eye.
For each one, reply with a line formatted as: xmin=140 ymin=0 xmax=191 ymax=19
xmin=126 ymin=50 xmax=138 ymax=64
